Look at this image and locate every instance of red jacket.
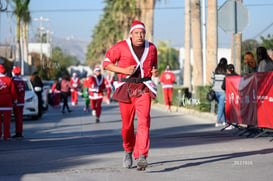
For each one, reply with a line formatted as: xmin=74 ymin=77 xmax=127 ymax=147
xmin=70 ymin=77 xmax=80 ymax=90
xmin=103 ymin=38 xmax=158 ymax=102
xmin=160 ymin=71 xmax=175 ymax=88
xmin=12 ymin=76 xmax=25 ymax=106
xmin=88 ymin=75 xmax=106 ymax=100
xmin=0 ymin=74 xmax=17 ymax=110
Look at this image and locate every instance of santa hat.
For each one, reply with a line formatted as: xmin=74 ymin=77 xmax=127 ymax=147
xmin=94 ymin=66 xmax=101 ymax=72
xmin=0 ymin=64 xmax=6 ymax=74
xmin=12 ymin=66 xmax=21 ymax=75
xmin=129 ymin=20 xmax=145 ymax=33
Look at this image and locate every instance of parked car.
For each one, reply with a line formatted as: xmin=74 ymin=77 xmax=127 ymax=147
xmin=23 ymin=78 xmax=39 ymax=120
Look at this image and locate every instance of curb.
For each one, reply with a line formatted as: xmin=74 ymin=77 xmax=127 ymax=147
xmin=151 ymin=103 xmax=217 ymax=123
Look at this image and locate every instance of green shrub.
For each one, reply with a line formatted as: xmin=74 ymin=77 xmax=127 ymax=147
xmin=156 ymin=85 xmax=216 ymax=113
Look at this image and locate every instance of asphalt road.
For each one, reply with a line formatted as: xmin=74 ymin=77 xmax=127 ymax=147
xmin=0 ymin=98 xmax=273 ymax=181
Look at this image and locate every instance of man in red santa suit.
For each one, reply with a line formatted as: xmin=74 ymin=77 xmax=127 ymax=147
xmin=70 ymin=72 xmax=80 ymax=106
xmin=88 ymin=67 xmax=106 ymax=123
xmin=160 ymin=65 xmax=176 ymax=111
xmin=0 ymin=64 xmax=17 ymax=140
xmin=103 ymin=20 xmax=158 ymax=171
xmin=11 ymin=66 xmax=25 ymax=138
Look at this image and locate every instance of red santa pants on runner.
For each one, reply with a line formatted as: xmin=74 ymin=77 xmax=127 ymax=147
xmin=71 ymin=90 xmax=78 ymax=104
xmin=13 ymin=106 xmax=24 ymax=134
xmin=91 ymin=99 xmax=102 ymax=117
xmin=0 ymin=110 xmax=11 ymax=140
xmin=119 ymin=93 xmax=151 ymax=159
xmin=163 ymin=88 xmax=173 ymax=109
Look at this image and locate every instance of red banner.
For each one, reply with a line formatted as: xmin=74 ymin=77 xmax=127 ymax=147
xmin=225 ymin=72 xmax=273 ymax=129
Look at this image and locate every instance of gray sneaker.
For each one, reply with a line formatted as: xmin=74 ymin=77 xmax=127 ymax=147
xmin=123 ymin=151 xmax=133 ymax=168
xmin=137 ymin=154 xmax=148 ymax=171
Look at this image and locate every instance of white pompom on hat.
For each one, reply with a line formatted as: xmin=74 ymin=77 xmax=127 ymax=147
xmin=129 ymin=20 xmax=145 ymax=33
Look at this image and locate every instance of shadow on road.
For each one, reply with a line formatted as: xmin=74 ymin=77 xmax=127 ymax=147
xmin=1 ymin=101 xmax=271 ymax=178
xmin=148 ymin=148 xmax=273 ymax=173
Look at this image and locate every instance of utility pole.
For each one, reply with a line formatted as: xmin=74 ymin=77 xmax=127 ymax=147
xmin=34 ymin=16 xmax=49 ymax=67
xmin=202 ymin=0 xmax=206 ymax=85
xmin=233 ymin=0 xmax=242 ymax=75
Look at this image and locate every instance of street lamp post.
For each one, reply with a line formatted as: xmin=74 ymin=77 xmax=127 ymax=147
xmin=33 ymin=16 xmax=49 ymax=68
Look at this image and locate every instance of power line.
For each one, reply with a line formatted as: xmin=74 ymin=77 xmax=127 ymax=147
xmin=252 ymin=22 xmax=273 ymax=39
xmin=3 ymin=3 xmax=273 ymax=14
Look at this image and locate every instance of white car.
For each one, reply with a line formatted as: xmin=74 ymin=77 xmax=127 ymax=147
xmin=23 ymin=78 xmax=39 ymax=120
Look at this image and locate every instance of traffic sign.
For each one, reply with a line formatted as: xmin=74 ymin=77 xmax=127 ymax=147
xmin=218 ymin=0 xmax=249 ymax=33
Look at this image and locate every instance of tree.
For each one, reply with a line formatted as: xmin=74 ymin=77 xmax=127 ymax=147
xmin=191 ymin=0 xmax=203 ymax=89
xmin=260 ymin=34 xmax=273 ymax=49
xmin=184 ymin=0 xmax=191 ymax=90
xmin=206 ymin=0 xmax=217 ymax=85
xmin=86 ymin=0 xmax=161 ymax=67
xmin=138 ymin=0 xmax=156 ymax=41
xmin=22 ymin=1 xmax=31 ymax=75
xmin=12 ymin=0 xmax=31 ymax=75
xmin=157 ymin=40 xmax=179 ymax=75
xmin=50 ymin=47 xmax=80 ymax=79
xmin=86 ymin=0 xmax=138 ymax=67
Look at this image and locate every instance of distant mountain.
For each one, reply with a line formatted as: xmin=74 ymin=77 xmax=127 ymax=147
xmin=52 ymin=36 xmax=89 ymax=63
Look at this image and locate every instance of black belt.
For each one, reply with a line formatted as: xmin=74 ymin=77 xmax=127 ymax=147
xmin=121 ymin=77 xmax=151 ymax=83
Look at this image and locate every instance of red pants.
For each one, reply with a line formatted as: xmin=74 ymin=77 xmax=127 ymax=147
xmin=0 ymin=110 xmax=11 ymax=140
xmin=163 ymin=88 xmax=173 ymax=109
xmin=119 ymin=93 xmax=151 ymax=159
xmin=71 ymin=90 xmax=78 ymax=104
xmin=91 ymin=99 xmax=102 ymax=117
xmin=13 ymin=106 xmax=24 ymax=134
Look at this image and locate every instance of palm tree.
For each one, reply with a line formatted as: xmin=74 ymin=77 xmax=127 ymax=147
xmin=206 ymin=0 xmax=217 ymax=85
xmin=184 ymin=0 xmax=191 ymax=90
xmin=157 ymin=40 xmax=179 ymax=74
xmin=12 ymin=0 xmax=31 ymax=75
xmin=86 ymin=0 xmax=138 ymax=67
xmin=138 ymin=0 xmax=156 ymax=41
xmin=191 ymin=0 xmax=203 ymax=90
xmin=22 ymin=1 xmax=31 ymax=75
xmin=86 ymin=0 xmax=160 ymax=67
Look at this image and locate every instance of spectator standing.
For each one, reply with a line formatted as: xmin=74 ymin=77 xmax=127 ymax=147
xmin=211 ymin=58 xmax=227 ymax=127
xmin=70 ymin=72 xmax=80 ymax=106
xmin=103 ymin=20 xmax=158 ymax=170
xmin=0 ymin=65 xmax=17 ymax=140
xmin=242 ymin=51 xmax=257 ymax=75
xmin=61 ymin=74 xmax=73 ymax=114
xmin=30 ymin=72 xmax=43 ymax=117
xmin=159 ymin=65 xmax=176 ymax=111
xmin=88 ymin=67 xmax=106 ymax=123
xmin=11 ymin=66 xmax=25 ymax=138
xmin=257 ymin=46 xmax=273 ymax=72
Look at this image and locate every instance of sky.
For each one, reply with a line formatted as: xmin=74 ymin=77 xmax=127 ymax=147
xmin=0 ymin=0 xmax=273 ymax=48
